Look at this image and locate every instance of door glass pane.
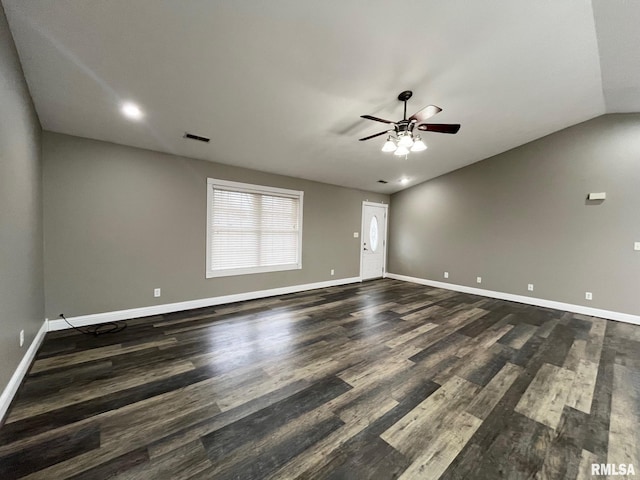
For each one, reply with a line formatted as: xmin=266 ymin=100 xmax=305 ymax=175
xmin=370 ymin=215 xmax=379 ymax=252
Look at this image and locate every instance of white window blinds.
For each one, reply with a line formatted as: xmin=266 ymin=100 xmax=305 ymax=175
xmin=206 ymin=179 xmax=303 ymax=278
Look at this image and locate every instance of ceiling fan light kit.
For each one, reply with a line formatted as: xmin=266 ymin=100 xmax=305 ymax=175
xmin=359 ymin=90 xmax=460 ymax=158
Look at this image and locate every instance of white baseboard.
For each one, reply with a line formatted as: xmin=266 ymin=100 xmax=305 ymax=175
xmin=48 ymin=276 xmax=362 ymax=331
xmin=1 ymin=319 xmax=48 ymax=424
xmin=387 ymin=273 xmax=640 ymax=325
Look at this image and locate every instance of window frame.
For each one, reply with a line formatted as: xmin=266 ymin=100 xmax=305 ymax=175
xmin=206 ymin=178 xmax=303 ymax=278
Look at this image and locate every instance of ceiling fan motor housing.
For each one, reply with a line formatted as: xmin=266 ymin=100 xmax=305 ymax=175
xmin=396 ymin=120 xmax=411 ymax=134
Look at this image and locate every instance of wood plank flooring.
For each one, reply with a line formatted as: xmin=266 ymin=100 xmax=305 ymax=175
xmin=1 ymin=279 xmax=638 ymax=479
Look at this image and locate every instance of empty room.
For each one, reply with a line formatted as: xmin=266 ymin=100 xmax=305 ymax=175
xmin=1 ymin=1 xmax=639 ymax=479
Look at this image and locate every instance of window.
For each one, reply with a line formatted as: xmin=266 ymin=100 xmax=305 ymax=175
xmin=370 ymin=215 xmax=379 ymax=252
xmin=206 ymin=178 xmax=303 ymax=278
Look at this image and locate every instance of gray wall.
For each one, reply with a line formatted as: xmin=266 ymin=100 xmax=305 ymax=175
xmin=0 ymin=4 xmax=43 ymax=395
xmin=389 ymin=114 xmax=640 ymax=316
xmin=42 ymin=132 xmax=388 ymax=319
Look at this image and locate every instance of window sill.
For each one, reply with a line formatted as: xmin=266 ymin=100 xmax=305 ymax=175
xmin=206 ymin=263 xmax=302 ymax=279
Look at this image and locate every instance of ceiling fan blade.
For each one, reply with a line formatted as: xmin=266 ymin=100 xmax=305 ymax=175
xmin=360 ymin=115 xmax=395 ymax=124
xmin=417 ymin=123 xmax=461 ymax=134
xmin=409 ymin=105 xmax=442 ymax=123
xmin=359 ymin=130 xmax=391 ymax=141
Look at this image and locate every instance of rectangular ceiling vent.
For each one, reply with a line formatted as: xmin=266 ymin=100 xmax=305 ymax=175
xmin=184 ymin=132 xmax=210 ymax=143
xmin=377 ymin=180 xmax=388 ymax=184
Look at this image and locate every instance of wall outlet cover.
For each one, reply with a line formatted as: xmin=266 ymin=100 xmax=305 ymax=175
xmin=353 ymin=232 xmax=359 ymax=238
xmin=154 ymin=288 xmax=161 ymax=297
xmin=444 ymin=272 xmax=449 ymax=279
xmin=528 ymin=284 xmax=534 ymax=291
xmin=476 ymin=277 xmax=482 ymax=284
xmin=585 ymin=292 xmax=593 ymax=300
xmin=20 ymin=329 xmax=24 ymax=347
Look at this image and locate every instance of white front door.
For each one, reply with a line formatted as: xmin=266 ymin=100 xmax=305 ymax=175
xmin=361 ymin=202 xmax=387 ymax=280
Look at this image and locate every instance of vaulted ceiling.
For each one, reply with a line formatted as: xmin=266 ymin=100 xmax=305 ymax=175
xmin=3 ymin=1 xmax=639 ymax=193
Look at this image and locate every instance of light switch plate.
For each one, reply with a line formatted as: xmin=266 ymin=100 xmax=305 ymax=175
xmin=353 ymin=232 xmax=359 ymax=238
xmin=634 ymin=242 xmax=640 ymax=251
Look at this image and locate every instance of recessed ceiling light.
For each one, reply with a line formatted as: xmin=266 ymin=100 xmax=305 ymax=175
xmin=400 ymin=177 xmax=409 ymax=185
xmin=121 ymin=102 xmax=143 ymax=120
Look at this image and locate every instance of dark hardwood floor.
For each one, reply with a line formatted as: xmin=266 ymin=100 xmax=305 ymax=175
xmin=1 ymin=279 xmax=638 ymax=479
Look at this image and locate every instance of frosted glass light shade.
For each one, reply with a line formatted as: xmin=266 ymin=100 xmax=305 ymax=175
xmin=411 ymin=139 xmax=427 ymax=152
xmin=398 ymin=134 xmax=414 ymax=148
xmin=381 ymin=139 xmax=397 ymax=152
xmin=394 ymin=145 xmax=410 ymax=156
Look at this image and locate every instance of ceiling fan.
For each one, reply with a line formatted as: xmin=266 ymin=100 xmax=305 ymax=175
xmin=359 ymin=90 xmax=460 ymax=156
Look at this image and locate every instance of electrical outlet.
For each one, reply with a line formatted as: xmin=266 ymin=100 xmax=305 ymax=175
xmin=353 ymin=232 xmax=359 ymax=238
xmin=528 ymin=284 xmax=534 ymax=291
xmin=476 ymin=276 xmax=482 ymax=284
xmin=444 ymin=272 xmax=449 ymax=279
xmin=19 ymin=330 xmax=24 ymax=347
xmin=585 ymin=292 xmax=593 ymax=300
xmin=154 ymin=288 xmax=161 ymax=297
xmin=330 ymin=269 xmax=335 ymax=276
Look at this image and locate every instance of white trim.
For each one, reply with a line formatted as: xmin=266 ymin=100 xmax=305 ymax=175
xmin=206 ymin=178 xmax=304 ymax=279
xmin=48 ymin=276 xmax=362 ymax=332
xmin=360 ymin=201 xmax=389 ymax=280
xmin=1 ymin=319 xmax=48 ymax=424
xmin=386 ymin=273 xmax=640 ymax=325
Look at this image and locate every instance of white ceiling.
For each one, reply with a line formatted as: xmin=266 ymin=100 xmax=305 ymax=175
xmin=2 ymin=1 xmax=636 ymax=193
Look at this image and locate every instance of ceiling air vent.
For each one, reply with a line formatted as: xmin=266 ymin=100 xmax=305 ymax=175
xmin=184 ymin=132 xmax=210 ymax=143
xmin=377 ymin=180 xmax=388 ymax=184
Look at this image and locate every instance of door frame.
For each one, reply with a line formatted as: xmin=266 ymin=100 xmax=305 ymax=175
xmin=359 ymin=201 xmax=389 ymax=280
